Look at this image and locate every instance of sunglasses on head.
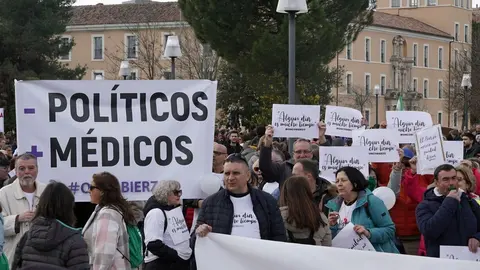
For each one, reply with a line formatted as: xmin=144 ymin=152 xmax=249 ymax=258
xmin=226 ymin=153 xmax=249 ymax=166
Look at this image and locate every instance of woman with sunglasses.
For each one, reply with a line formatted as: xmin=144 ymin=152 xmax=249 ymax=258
xmin=143 ymin=180 xmax=191 ymax=270
xmin=82 ymin=172 xmax=136 ymax=270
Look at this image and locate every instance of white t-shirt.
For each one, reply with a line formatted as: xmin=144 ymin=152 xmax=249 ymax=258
xmin=230 ymin=194 xmax=261 ymax=239
xmin=23 ymin=192 xmax=35 ymax=211
xmin=338 ymin=201 xmax=355 ymax=227
xmin=144 ymin=208 xmax=192 ymax=263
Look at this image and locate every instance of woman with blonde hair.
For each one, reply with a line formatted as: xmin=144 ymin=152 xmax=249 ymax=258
xmin=279 ymin=176 xmax=331 ymax=246
xmin=456 ymin=165 xmax=480 ymax=204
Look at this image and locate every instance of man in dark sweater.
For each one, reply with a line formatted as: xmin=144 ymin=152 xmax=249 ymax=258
xmin=416 ymin=164 xmax=480 ymax=257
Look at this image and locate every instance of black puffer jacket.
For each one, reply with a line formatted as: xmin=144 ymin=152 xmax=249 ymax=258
xmin=189 ymin=187 xmax=286 ymax=270
xmin=12 ymin=217 xmax=89 ymax=270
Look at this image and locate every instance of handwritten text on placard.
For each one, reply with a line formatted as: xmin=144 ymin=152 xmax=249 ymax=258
xmin=324 ymin=105 xmax=363 ymax=138
xmin=272 ymin=104 xmax=320 ymax=138
xmin=352 ymin=129 xmax=399 ymax=163
xmin=415 ymin=125 xmax=445 ymax=175
xmin=386 ymin=111 xmax=433 ymax=143
xmin=319 ymin=146 xmax=369 ymax=182
xmin=443 ymin=141 xmax=463 ymax=167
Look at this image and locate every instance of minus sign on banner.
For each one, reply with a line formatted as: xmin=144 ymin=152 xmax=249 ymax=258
xmin=24 ymin=108 xmax=36 ymax=114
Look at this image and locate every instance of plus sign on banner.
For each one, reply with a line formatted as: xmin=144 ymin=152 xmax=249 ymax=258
xmin=15 ymin=80 xmax=217 ymax=202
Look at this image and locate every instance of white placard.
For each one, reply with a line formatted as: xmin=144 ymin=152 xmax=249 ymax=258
xmin=167 ymin=206 xmax=190 ymax=245
xmin=352 ymin=129 xmax=399 ymax=163
xmin=443 ymin=141 xmax=463 ymax=167
xmin=440 ymin=245 xmax=480 ymax=262
xmin=415 ymin=125 xmax=445 ymax=175
xmin=319 ymin=146 xmax=369 ymax=182
xmin=324 ymin=105 xmax=363 ymax=137
xmin=195 ymin=233 xmax=479 ymax=270
xmin=272 ymin=104 xmax=320 ymax=138
xmin=386 ymin=111 xmax=433 ymax=143
xmin=0 ymin=108 xmax=4 ymax=133
xmin=15 ymin=80 xmax=217 ymax=201
xmin=332 ymin=223 xmax=375 ymax=251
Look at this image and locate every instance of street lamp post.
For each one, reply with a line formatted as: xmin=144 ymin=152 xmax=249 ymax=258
xmin=164 ymin=35 xmax=182 ymax=80
xmin=461 ymin=73 xmax=472 ymax=131
xmin=119 ymin=60 xmax=130 ymax=80
xmin=374 ymin=84 xmax=380 ymax=126
xmin=277 ymin=0 xmax=308 ymax=154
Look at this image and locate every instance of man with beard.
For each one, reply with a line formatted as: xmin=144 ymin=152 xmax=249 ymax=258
xmin=0 ymin=153 xmax=45 ymax=266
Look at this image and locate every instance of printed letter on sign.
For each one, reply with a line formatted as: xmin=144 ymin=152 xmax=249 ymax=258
xmin=15 ymin=80 xmax=217 ymax=201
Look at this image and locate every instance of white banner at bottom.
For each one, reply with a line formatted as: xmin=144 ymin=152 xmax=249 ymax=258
xmin=195 ymin=233 xmax=479 ymax=270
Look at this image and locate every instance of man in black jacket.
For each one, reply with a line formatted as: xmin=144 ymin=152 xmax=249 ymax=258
xmin=191 ymin=154 xmax=286 ymax=269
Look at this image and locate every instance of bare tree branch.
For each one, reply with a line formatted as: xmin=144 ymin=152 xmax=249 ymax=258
xmin=346 ymin=84 xmax=373 ymax=112
xmin=443 ymin=46 xmax=471 ymax=120
xmin=176 ymin=28 xmax=223 ymax=80
xmin=104 ymin=22 xmax=169 ymax=80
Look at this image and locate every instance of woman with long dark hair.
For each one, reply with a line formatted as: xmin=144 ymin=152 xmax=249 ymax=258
xmin=12 ymin=181 xmax=89 ymax=269
xmin=279 ymin=176 xmax=331 ymax=246
xmin=82 ymin=172 xmax=136 ymax=269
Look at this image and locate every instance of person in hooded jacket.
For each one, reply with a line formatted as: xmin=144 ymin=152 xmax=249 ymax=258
xmin=12 ymin=181 xmax=89 ymax=270
xmin=143 ymin=180 xmax=191 ymax=270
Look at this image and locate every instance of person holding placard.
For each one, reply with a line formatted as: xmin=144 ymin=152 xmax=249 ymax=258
xmin=416 ymin=164 xmax=480 ymax=257
xmin=143 ymin=180 xmax=191 ymax=270
xmin=326 ymin=167 xmax=399 ymax=253
xmin=258 ymin=123 xmax=329 ymax=188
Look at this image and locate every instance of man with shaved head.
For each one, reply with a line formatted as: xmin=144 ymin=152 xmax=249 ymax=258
xmin=213 ymin=142 xmax=228 ymax=173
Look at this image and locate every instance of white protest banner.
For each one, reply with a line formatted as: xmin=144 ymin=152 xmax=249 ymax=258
xmin=319 ymin=146 xmax=369 ymax=182
xmin=272 ymin=104 xmax=320 ymax=138
xmin=352 ymin=129 xmax=399 ymax=163
xmin=440 ymin=246 xmax=480 ymax=262
xmin=415 ymin=125 xmax=446 ymax=175
xmin=15 ymin=80 xmax=217 ymax=201
xmin=331 ymin=223 xmax=375 ymax=251
xmin=443 ymin=141 xmax=463 ymax=167
xmin=386 ymin=111 xmax=433 ymax=143
xmin=0 ymin=108 xmax=4 ymax=133
xmin=195 ymin=233 xmax=478 ymax=270
xmin=324 ymin=105 xmax=363 ymax=137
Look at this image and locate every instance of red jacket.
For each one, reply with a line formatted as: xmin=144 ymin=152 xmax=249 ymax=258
xmin=372 ymin=163 xmax=432 ymax=237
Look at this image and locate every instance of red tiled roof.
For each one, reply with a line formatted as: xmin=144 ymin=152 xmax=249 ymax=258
xmin=69 ymin=2 xmax=182 ymax=25
xmin=372 ymin=12 xmax=452 ymax=38
xmin=69 ymin=3 xmax=451 ymax=40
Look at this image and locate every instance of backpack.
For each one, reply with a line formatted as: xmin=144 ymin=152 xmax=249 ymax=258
xmin=287 ymin=230 xmax=316 ymax=245
xmin=119 ymin=223 xmax=143 ymax=269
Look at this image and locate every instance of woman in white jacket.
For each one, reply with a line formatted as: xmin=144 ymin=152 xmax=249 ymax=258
xmin=143 ymin=180 xmax=191 ymax=270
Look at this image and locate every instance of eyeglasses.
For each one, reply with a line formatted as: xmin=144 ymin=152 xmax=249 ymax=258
xmin=226 ymin=153 xmax=249 ymax=166
xmin=213 ymin=151 xmax=227 ymax=156
xmin=253 ymin=167 xmax=261 ymax=172
xmin=89 ymin=185 xmax=99 ymax=191
xmin=173 ymin=189 xmax=182 ymax=196
xmin=294 ymin=149 xmax=312 ymax=155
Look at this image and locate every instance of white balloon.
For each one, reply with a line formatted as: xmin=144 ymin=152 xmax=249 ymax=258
xmin=372 ymin=187 xmax=396 ymax=210
xmin=200 ymin=174 xmax=222 ymax=195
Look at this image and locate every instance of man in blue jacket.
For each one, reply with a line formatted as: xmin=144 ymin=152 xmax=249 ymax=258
xmin=416 ymin=164 xmax=480 ymax=257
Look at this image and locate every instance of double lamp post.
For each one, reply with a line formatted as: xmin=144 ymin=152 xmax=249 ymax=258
xmin=117 ymin=35 xmax=182 ymax=80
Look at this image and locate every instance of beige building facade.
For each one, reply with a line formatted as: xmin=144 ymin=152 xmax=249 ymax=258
xmin=331 ymin=0 xmax=472 ymax=128
xmin=61 ymin=2 xmax=206 ymax=81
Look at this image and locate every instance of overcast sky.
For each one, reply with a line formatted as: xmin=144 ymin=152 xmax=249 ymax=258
xmin=74 ymin=0 xmax=173 ymax=5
